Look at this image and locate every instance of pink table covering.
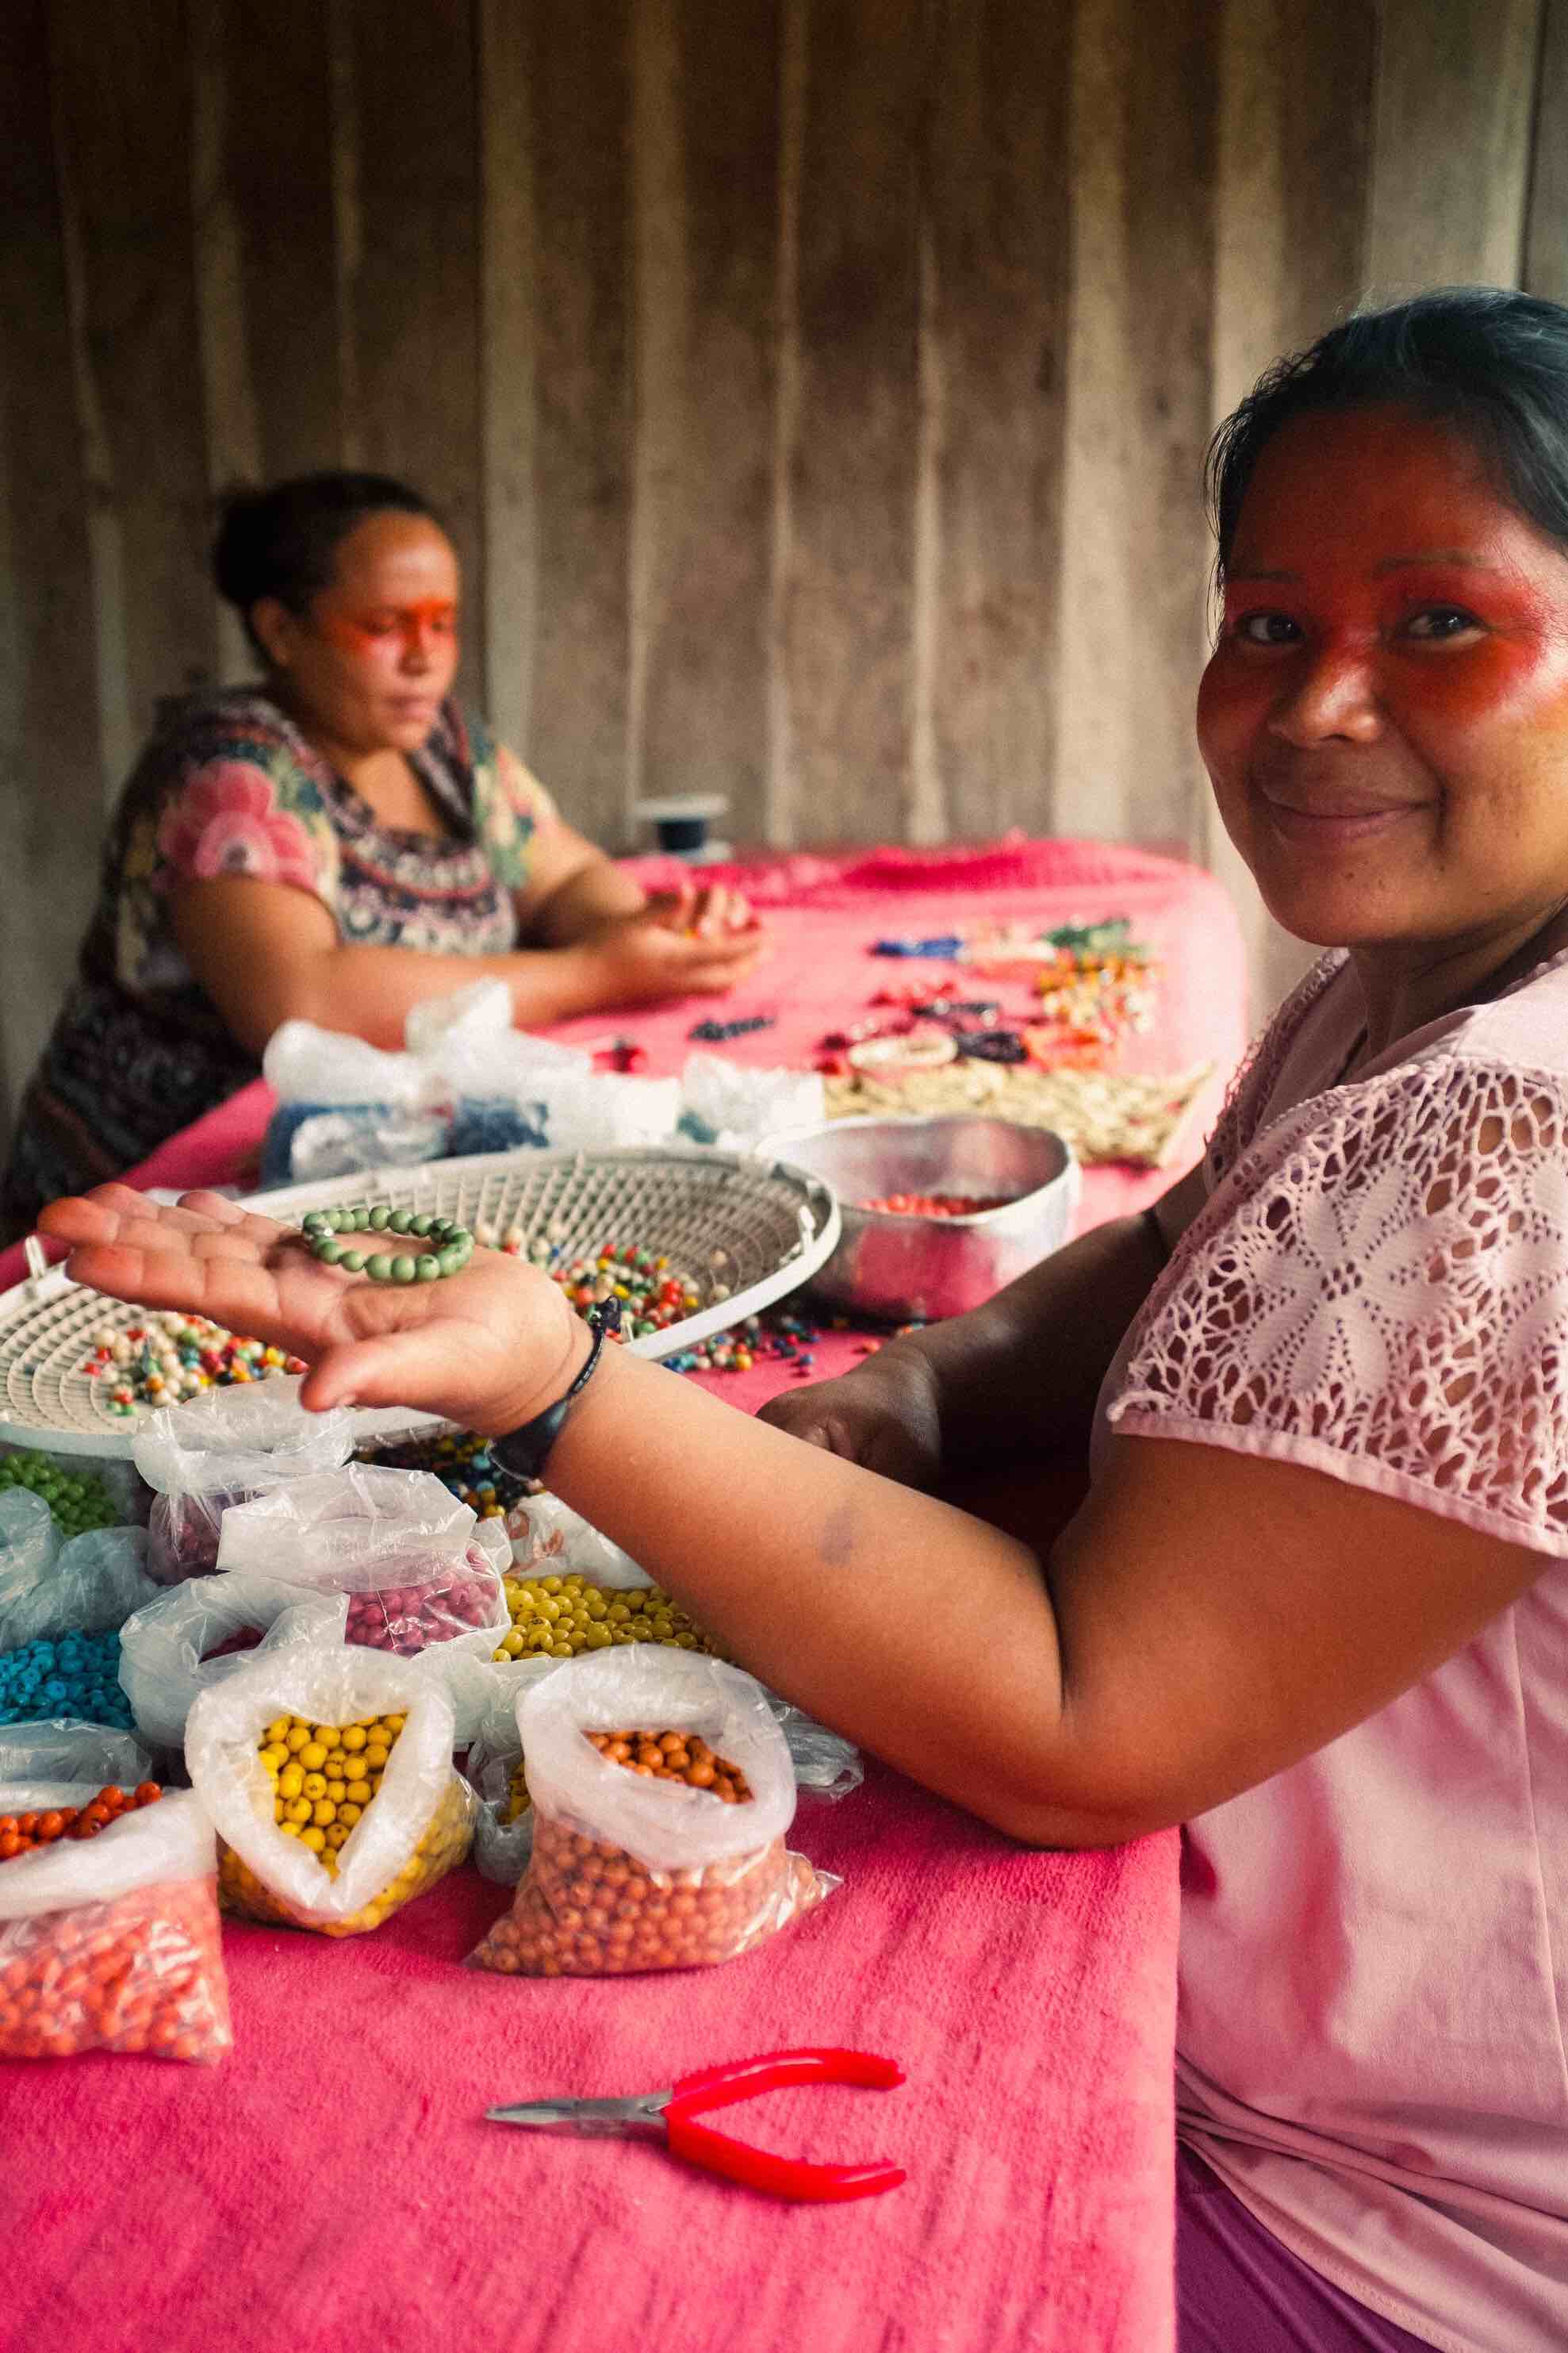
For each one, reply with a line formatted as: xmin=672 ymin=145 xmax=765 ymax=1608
xmin=3 ymin=838 xmax=1249 ymax=2351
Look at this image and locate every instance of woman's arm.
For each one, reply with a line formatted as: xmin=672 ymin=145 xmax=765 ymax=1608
xmin=42 ymin=1187 xmax=1542 ymax=1852
xmin=757 ymin=1157 xmax=1212 ymax=1480
xmin=169 ymin=874 xmax=764 ymax=1056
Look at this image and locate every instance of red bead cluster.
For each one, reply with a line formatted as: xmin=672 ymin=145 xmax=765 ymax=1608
xmin=0 ymin=1783 xmax=162 ymax=1862
xmin=343 ymin=1556 xmax=503 ymax=1655
xmin=858 ymin=1192 xmax=1014 ymax=1219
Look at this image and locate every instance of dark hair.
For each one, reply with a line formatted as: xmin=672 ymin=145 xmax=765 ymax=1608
xmin=1208 ymin=286 xmax=1568 ymax=585
xmin=212 ymin=471 xmax=443 ymax=656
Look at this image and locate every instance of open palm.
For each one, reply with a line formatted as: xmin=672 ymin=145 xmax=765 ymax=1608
xmin=38 ymin=1185 xmax=581 ymax=1436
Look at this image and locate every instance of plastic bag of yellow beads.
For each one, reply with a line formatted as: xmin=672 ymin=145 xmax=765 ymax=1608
xmin=185 ymin=1649 xmax=475 ymax=1937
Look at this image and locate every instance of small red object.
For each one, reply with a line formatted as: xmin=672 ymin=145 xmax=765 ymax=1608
xmin=489 ymin=2045 xmax=907 ymax=2203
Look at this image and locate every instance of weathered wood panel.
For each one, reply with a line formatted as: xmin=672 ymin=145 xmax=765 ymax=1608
xmin=924 ymin=0 xmax=1072 ymax=846
xmin=0 ymin=1 xmax=102 ymax=1119
xmin=784 ymin=0 xmax=926 ymax=845
xmin=1367 ymin=0 xmax=1542 ymax=294
xmin=478 ymin=0 xmax=540 ymax=761
xmin=1525 ymin=0 xmax=1568 ymax=303
xmin=1210 ymin=0 xmax=1377 ymax=1015
xmin=630 ymin=0 xmax=781 ymax=846
xmin=523 ymin=0 xmax=634 ymax=846
xmin=350 ymin=0 xmax=485 ymax=705
xmin=50 ymin=0 xmax=217 ymax=739
xmin=1055 ymin=0 xmax=1220 ymax=854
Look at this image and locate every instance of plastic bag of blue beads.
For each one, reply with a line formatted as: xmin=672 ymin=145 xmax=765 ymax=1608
xmin=0 ymin=1629 xmax=138 ymax=1731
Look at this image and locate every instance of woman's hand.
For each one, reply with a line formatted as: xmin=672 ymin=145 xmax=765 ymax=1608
xmin=36 ymin=1187 xmax=581 ymax=1437
xmin=753 ymin=1346 xmax=945 ymax=1488
xmin=577 ymin=894 xmax=765 ymax=1004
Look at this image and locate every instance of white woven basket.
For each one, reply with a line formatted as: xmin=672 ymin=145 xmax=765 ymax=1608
xmin=0 ymin=1146 xmax=840 ymax=1459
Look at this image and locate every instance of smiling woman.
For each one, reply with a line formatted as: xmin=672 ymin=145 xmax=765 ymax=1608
xmin=0 ymin=472 xmax=763 ymax=1244
xmin=36 ymin=295 xmax=1568 ymax=2353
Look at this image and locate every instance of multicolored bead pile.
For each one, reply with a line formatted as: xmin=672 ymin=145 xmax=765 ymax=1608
xmin=300 ymin=1204 xmax=474 ymax=1282
xmin=471 ymin=1229 xmax=713 ymax=1343
xmin=81 ymin=1314 xmax=304 ymax=1418
xmin=0 ymin=1452 xmax=119 ymax=1538
xmin=0 ymin=1630 xmax=136 ymax=1729
xmin=353 ymin=1428 xmax=526 ymax=1521
xmin=493 ymin=1571 xmax=723 ymax=1661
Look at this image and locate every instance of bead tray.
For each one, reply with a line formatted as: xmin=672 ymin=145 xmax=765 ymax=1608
xmin=0 ymin=1145 xmax=840 ymax=1459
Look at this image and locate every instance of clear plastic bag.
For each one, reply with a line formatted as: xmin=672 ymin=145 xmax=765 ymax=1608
xmin=133 ymin=1378 xmax=356 ymax=1584
xmin=186 ymin=1645 xmax=476 ymax=1936
xmin=506 ymin=1491 xmax=652 ymax=1588
xmin=0 ymin=1490 xmax=59 ymax=1633
xmin=462 ymin=1660 xmax=862 ymax=1886
xmin=0 ymin=1719 xmax=151 ymax=1787
xmin=469 ymin=1651 xmax=834 ymax=1975
xmin=0 ymin=1525 xmax=160 ymax=1652
xmin=217 ymin=1464 xmax=511 ymax=1658
xmin=117 ymin=1575 xmax=346 ymax=1751
xmin=0 ymin=1785 xmax=231 ymax=2061
xmin=679 ymin=1054 xmax=825 ymax=1150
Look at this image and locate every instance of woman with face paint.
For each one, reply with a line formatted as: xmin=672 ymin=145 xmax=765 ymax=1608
xmin=1 ymin=472 xmax=762 ymax=1242
xmin=40 ymin=294 xmax=1568 ymax=2347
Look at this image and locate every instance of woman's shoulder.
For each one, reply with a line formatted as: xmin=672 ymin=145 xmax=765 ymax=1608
xmin=1205 ymin=950 xmax=1352 ymax=1182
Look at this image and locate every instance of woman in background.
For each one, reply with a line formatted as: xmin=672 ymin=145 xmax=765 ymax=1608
xmin=1 ymin=471 xmax=760 ymax=1243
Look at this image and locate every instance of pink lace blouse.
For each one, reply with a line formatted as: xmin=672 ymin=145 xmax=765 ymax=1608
xmin=1096 ymin=948 xmax=1568 ymax=2353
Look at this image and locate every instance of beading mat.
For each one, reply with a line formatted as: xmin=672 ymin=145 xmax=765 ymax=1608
xmin=0 ymin=1146 xmax=839 ymax=1459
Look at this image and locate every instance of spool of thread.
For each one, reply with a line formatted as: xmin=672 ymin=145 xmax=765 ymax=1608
xmin=634 ymin=794 xmax=730 ymax=862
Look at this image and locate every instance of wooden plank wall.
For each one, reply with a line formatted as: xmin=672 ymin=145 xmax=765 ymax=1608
xmin=4 ymin=0 xmax=1568 ymax=1139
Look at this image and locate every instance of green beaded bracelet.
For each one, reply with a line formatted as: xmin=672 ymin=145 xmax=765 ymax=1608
xmin=298 ymin=1203 xmax=476 ymax=1282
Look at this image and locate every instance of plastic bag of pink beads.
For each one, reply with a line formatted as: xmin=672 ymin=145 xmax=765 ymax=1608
xmin=216 ymin=1464 xmax=511 ymax=1660
xmin=133 ymin=1379 xmax=355 ymax=1584
xmin=469 ymin=1651 xmax=836 ymax=1979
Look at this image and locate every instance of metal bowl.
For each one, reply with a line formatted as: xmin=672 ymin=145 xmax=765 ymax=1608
xmin=762 ymin=1115 xmax=1079 ymax=1322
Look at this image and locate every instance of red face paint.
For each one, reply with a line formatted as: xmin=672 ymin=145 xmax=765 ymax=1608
xmin=1197 ymin=405 xmax=1568 ymax=960
xmin=279 ymin=514 xmax=462 ymax=754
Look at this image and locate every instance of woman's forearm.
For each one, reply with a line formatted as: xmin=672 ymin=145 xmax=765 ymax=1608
xmin=243 ymin=940 xmax=613 ymax=1051
xmin=546 ymin=1345 xmax=1082 ymax=1841
xmin=872 ymin=1210 xmax=1169 ymax=1472
xmin=523 ymin=855 xmax=646 ymax=946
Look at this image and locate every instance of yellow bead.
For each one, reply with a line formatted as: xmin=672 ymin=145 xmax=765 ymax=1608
xmin=278 ymin=1819 xmax=302 ymax=1839
xmin=300 ymin=1741 xmax=328 ymax=1771
xmin=302 ymin=1773 xmax=328 ymax=1801
xmin=264 ymin=1717 xmax=291 ymax=1745
xmin=259 ymin=1744 xmax=289 ymax=1772
xmin=278 ymin=1764 xmax=305 ymax=1800
xmin=339 ymin=1802 xmax=362 ymax=1827
xmin=347 ymin=1779 xmax=371 ymax=1805
xmin=324 ymin=1822 xmax=350 ymax=1851
xmin=364 ymin=1744 xmax=389 ymax=1770
xmin=326 ymin=1779 xmax=347 ymax=1803
xmin=342 ymin=1725 xmax=367 ymax=1752
xmin=285 ymin=1725 xmax=310 ymax=1753
xmin=312 ymin=1798 xmax=335 ymax=1827
xmin=382 ymin=1714 xmax=405 ymax=1734
xmin=300 ymin=1826 xmax=327 ymax=1853
xmin=286 ymin=1796 xmax=312 ymax=1825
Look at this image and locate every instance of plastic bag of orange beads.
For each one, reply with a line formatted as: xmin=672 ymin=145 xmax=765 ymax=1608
xmin=186 ymin=1646 xmax=475 ymax=1937
xmin=0 ymin=1782 xmax=231 ymax=2061
xmin=469 ymin=1651 xmax=837 ymax=1978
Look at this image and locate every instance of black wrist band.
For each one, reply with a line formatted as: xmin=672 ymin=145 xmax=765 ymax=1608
xmin=489 ymin=1299 xmax=622 ymax=1482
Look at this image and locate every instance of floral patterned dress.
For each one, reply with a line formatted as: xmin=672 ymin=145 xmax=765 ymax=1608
xmin=1 ymin=687 xmax=558 ymax=1244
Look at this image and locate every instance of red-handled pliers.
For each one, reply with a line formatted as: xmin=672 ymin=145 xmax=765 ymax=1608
xmin=486 ymin=2044 xmax=907 ymax=2201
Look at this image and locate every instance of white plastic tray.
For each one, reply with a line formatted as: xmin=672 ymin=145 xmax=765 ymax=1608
xmin=0 ymin=1145 xmax=839 ymax=1459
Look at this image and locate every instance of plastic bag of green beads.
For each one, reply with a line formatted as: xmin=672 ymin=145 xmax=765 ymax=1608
xmin=0 ymin=1448 xmax=128 ymax=1541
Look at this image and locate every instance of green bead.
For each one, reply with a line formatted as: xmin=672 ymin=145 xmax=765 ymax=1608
xmin=411 ymin=1214 xmax=432 ymax=1238
xmin=367 ymin=1253 xmax=394 ymax=1280
xmin=302 ymin=1212 xmax=329 ymax=1235
xmin=370 ymin=1206 xmax=391 ymax=1230
xmin=389 ymin=1210 xmax=413 ymax=1234
xmin=415 ymin=1255 xmax=440 ymax=1281
xmin=339 ymin=1250 xmax=366 ymax=1273
xmin=393 ymin=1255 xmax=417 ymax=1283
xmin=316 ymin=1238 xmax=343 ymax=1265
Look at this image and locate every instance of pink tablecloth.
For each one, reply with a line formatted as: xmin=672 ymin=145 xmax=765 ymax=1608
xmin=3 ymin=837 xmax=1249 ymax=2353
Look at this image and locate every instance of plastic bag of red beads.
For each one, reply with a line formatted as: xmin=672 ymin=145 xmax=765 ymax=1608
xmin=134 ymin=1378 xmax=356 ymax=1584
xmin=215 ymin=1464 xmax=511 ymax=1660
xmin=187 ymin=1645 xmax=475 ymax=1937
xmin=0 ymin=1784 xmax=231 ymax=2062
xmin=117 ymin=1574 xmax=347 ymax=1751
xmin=469 ymin=1651 xmax=836 ymax=1977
